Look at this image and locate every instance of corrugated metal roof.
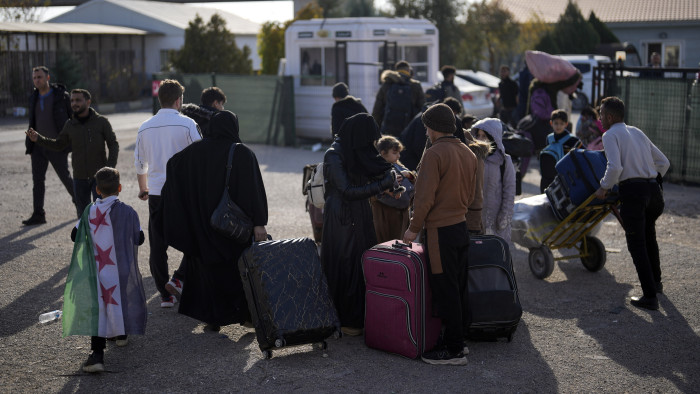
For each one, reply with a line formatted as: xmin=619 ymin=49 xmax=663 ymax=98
xmin=501 ymin=0 xmax=700 ymax=23
xmin=49 ymin=0 xmax=260 ymax=35
xmin=0 ymin=21 xmax=149 ymax=35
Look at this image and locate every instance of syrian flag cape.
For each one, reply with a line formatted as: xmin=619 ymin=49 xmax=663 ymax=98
xmin=62 ymin=196 xmax=146 ymax=337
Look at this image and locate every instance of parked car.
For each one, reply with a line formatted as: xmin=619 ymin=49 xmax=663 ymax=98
xmin=455 ymin=69 xmax=500 ymax=116
xmin=558 ymin=55 xmax=611 ymax=110
xmin=437 ymin=71 xmax=494 ymax=118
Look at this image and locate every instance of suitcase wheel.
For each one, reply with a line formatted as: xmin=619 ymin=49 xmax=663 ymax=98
xmin=316 ymin=341 xmax=328 ymax=350
xmin=263 ymin=350 xmax=273 ymax=359
xmin=274 ymin=338 xmax=286 ymax=348
xmin=333 ymin=330 xmax=342 ymax=339
xmin=529 ymin=246 xmax=554 ymax=279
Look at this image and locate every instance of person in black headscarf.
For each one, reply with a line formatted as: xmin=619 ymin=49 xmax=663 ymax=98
xmin=158 ymin=110 xmax=268 ymax=331
xmin=321 ymin=113 xmax=396 ymax=336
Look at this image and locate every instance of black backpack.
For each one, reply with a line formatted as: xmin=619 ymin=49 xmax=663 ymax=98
xmin=382 ymin=81 xmax=413 ymax=135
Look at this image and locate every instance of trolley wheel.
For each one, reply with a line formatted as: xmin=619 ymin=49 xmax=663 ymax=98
xmin=529 ymin=246 xmax=555 ymax=279
xmin=580 ymin=236 xmax=606 ymax=272
xmin=263 ymin=350 xmax=272 ymax=359
xmin=274 ymin=338 xmax=286 ymax=348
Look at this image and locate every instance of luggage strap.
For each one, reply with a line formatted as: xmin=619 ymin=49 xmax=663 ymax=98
xmin=569 ymin=152 xmax=597 ymax=194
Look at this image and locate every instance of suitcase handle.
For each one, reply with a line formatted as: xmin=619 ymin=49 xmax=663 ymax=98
xmin=392 ymin=240 xmax=411 ymax=249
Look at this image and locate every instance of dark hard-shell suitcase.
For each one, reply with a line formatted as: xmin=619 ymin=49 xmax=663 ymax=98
xmin=238 ymin=237 xmax=340 ymax=359
xmin=362 ymin=241 xmax=442 ymax=359
xmin=465 ymin=235 xmax=522 ymax=342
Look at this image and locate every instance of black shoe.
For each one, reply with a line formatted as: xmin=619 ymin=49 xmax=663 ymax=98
xmin=630 ymin=296 xmax=659 ymax=311
xmin=656 ymin=282 xmax=663 ymax=294
xmin=22 ymin=212 xmax=46 ymax=226
xmin=82 ymin=352 xmax=105 ymax=373
xmin=421 ymin=347 xmax=467 ymax=366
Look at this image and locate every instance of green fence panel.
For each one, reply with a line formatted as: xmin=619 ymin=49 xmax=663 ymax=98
xmin=615 ymin=77 xmax=699 ymax=183
xmin=153 ymin=73 xmax=295 ymax=146
xmin=686 ymin=83 xmax=700 ymax=183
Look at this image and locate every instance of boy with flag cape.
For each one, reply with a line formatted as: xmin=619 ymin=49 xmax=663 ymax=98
xmin=62 ymin=167 xmax=146 ymax=373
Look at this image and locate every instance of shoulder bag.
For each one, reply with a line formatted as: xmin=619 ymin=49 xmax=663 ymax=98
xmin=210 ymin=143 xmax=254 ymax=243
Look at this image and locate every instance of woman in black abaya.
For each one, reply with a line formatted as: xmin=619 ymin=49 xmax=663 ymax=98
xmin=159 ymin=110 xmax=268 ymax=330
xmin=321 ymin=113 xmax=396 ymax=336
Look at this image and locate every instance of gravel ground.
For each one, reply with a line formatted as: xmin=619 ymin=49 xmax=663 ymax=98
xmin=0 ymin=112 xmax=698 ymax=392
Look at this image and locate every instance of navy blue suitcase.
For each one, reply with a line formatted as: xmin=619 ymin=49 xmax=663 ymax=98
xmin=546 ymin=149 xmax=617 ymax=220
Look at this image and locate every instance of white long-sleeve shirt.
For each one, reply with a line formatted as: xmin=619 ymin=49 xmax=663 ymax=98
xmin=134 ymin=108 xmax=201 ymax=196
xmin=599 ymin=122 xmax=670 ymax=190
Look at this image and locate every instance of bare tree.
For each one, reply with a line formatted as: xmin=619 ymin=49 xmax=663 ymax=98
xmin=0 ymin=0 xmax=48 ymax=23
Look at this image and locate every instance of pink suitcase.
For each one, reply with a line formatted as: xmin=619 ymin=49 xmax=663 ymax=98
xmin=362 ymin=240 xmax=442 ymax=359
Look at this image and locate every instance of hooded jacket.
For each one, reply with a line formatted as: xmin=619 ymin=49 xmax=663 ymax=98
xmin=472 ymin=118 xmax=516 ymax=243
xmin=463 ymin=129 xmax=493 ymax=233
xmin=180 ymin=103 xmax=218 ymax=137
xmin=34 ymin=107 xmax=118 ymax=179
xmin=371 ymin=70 xmax=425 ymax=133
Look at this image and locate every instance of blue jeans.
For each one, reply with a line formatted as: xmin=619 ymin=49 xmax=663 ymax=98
xmin=73 ymin=178 xmax=98 ymax=218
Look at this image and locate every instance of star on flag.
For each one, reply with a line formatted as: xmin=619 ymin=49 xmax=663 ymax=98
xmin=100 ymin=282 xmax=119 ymax=306
xmin=95 ymin=244 xmax=115 ymax=272
xmin=89 ymin=207 xmax=110 ymax=232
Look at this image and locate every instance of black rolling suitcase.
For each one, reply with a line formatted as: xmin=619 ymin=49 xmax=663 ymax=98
xmin=465 ymin=235 xmax=522 ymax=342
xmin=238 ymin=237 xmax=341 ymax=358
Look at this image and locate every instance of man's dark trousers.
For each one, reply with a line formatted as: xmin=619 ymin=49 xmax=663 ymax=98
xmin=73 ymin=178 xmax=98 ymax=218
xmin=148 ymin=195 xmax=186 ymax=298
xmin=425 ymin=221 xmax=469 ymax=354
xmin=31 ymin=144 xmax=74 ymax=214
xmin=619 ymin=180 xmax=664 ymax=298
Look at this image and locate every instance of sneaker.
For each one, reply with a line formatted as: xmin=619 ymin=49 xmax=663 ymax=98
xmin=115 ymin=336 xmax=128 ymax=347
xmin=165 ymin=278 xmax=183 ymax=298
xmin=22 ymin=212 xmax=46 ymax=226
xmin=341 ymin=326 xmax=363 ymax=336
xmin=421 ymin=347 xmax=468 ymax=366
xmin=160 ymin=295 xmax=177 ymax=308
xmin=82 ymin=352 xmax=105 ymax=373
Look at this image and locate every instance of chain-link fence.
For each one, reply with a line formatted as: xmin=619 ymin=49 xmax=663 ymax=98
xmin=594 ymin=64 xmax=700 ymax=184
xmin=153 ymin=73 xmax=295 ymax=146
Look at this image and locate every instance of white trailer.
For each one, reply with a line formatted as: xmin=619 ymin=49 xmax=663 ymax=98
xmin=284 ymin=17 xmax=439 ymax=140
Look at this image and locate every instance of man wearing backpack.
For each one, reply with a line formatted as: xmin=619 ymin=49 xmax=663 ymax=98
xmin=372 ymin=61 xmax=425 ymax=137
xmin=425 ymin=65 xmax=463 ymax=112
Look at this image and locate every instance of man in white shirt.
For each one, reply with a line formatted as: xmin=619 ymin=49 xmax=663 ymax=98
xmin=595 ymin=96 xmax=670 ymax=311
xmin=134 ymin=79 xmax=202 ymax=308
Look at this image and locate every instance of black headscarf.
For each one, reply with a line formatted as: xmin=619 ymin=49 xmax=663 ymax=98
xmin=337 ymin=113 xmax=391 ymax=183
xmin=208 ymin=110 xmax=242 ymax=143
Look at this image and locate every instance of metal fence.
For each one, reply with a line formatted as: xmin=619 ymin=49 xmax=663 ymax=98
xmin=593 ymin=64 xmax=700 ymax=184
xmin=153 ymin=73 xmax=296 ymax=146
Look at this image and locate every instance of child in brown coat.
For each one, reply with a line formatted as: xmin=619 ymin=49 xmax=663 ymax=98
xmin=370 ymin=136 xmax=416 ymax=243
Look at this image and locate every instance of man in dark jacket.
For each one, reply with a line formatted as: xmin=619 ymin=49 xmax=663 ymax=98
xmin=498 ymin=65 xmax=519 ymax=126
xmin=180 ymin=86 xmax=226 ymax=137
xmin=330 ymin=82 xmax=367 ymax=139
xmin=27 ymin=89 xmax=118 ymax=217
xmin=372 ymin=61 xmax=425 ymax=137
xmin=23 ymin=66 xmax=74 ymax=225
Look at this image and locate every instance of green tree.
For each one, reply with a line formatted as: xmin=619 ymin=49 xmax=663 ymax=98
xmin=345 ymin=0 xmax=376 ymax=17
xmin=457 ymin=0 xmax=519 ymax=74
xmin=588 ymin=11 xmax=618 ymax=44
xmin=171 ymin=13 xmax=252 ymax=74
xmin=535 ymin=0 xmax=600 ymax=54
xmin=389 ymin=0 xmax=463 ymax=65
xmin=257 ymin=2 xmax=323 ymax=75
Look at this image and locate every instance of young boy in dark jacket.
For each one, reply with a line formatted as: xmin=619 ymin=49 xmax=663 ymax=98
xmin=539 ymin=109 xmax=579 ymax=193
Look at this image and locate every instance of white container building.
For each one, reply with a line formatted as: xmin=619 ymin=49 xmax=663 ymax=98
xmin=284 ymin=17 xmax=439 ymax=140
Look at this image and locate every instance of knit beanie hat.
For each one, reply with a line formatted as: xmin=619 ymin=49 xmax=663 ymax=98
xmin=422 ymin=103 xmax=456 ymax=134
xmin=471 ymin=118 xmax=502 ymax=138
xmin=332 ymin=82 xmax=349 ymax=99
